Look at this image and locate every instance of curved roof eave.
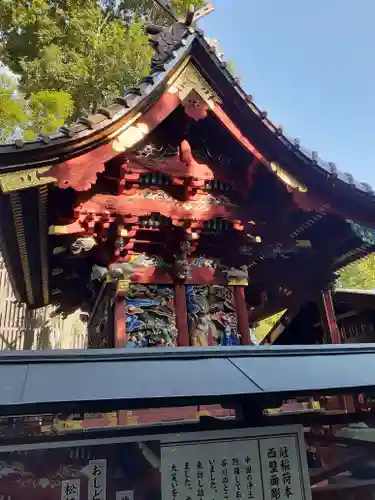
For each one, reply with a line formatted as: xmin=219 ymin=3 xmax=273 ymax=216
xmin=190 ymin=32 xmax=375 ymax=218
xmin=1 ymin=23 xmax=374 ymax=221
xmin=0 ymin=30 xmax=196 ymax=172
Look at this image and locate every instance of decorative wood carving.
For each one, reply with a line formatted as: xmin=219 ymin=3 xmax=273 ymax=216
xmin=74 ymin=191 xmax=240 ymax=223
xmin=42 ymin=144 xmax=113 ymax=191
xmin=131 ymin=139 xmax=215 ymax=181
xmin=168 ymin=61 xmax=221 ymax=111
xmin=270 ymin=162 xmax=307 ymax=192
xmin=0 ymin=166 xmax=56 ymax=192
xmin=146 ymin=22 xmax=190 ymax=68
xmin=173 ymin=240 xmax=192 ymax=281
xmin=182 ymin=91 xmax=210 ymax=121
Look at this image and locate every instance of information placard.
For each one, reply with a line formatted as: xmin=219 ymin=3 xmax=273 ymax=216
xmin=87 ymin=459 xmax=107 ymax=500
xmin=115 ymin=491 xmax=134 ymax=500
xmin=161 ymin=425 xmax=311 ymax=500
xmin=61 ymin=479 xmax=80 ymax=500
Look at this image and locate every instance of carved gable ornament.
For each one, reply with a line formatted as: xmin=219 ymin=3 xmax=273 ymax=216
xmin=168 ymin=61 xmax=221 ymax=111
xmin=0 ymin=166 xmax=57 ymax=193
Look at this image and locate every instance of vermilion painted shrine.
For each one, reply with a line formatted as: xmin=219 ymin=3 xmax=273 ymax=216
xmin=3 ymin=8 xmax=375 ymax=500
xmin=1 ymin=15 xmax=375 ymax=350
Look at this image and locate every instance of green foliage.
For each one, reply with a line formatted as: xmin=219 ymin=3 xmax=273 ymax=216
xmin=0 ymin=73 xmax=27 ymax=142
xmin=338 ymin=253 xmax=375 ymax=290
xmin=252 ymin=310 xmax=285 ymax=344
xmin=0 ymin=72 xmax=72 ymax=142
xmin=227 ymin=59 xmax=235 ymax=76
xmin=24 ymin=90 xmax=73 ymax=140
xmin=0 ymin=0 xmax=205 ymax=124
xmin=171 ymin=0 xmax=205 ymax=16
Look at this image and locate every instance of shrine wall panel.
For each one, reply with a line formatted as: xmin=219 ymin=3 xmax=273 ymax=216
xmin=186 ymin=285 xmax=239 ymax=346
xmin=125 ymin=284 xmax=177 ymax=347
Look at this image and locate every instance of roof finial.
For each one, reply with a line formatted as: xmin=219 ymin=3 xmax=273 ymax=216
xmin=184 ymin=4 xmax=195 ymax=26
xmin=187 ymin=2 xmax=215 ymax=24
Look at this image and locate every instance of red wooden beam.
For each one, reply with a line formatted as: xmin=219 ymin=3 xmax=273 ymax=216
xmin=75 ymin=193 xmax=239 ymax=222
xmin=319 ymin=289 xmax=341 ymax=344
xmin=42 ymin=92 xmax=181 ymax=191
xmin=212 ymin=104 xmax=268 ymax=165
xmin=318 ymin=290 xmax=361 ymax=413
xmin=114 ymin=297 xmax=127 ymax=347
xmin=174 ymin=284 xmax=190 ymax=346
xmin=233 ymin=286 xmax=252 ymax=344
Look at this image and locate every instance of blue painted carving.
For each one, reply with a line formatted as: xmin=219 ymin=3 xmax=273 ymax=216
xmin=125 ymin=284 xmax=177 ymax=347
xmin=186 ymin=285 xmax=239 ymax=346
xmin=347 ymin=220 xmax=375 ymax=246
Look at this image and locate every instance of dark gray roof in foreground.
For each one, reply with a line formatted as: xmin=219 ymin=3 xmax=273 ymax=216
xmin=1 ymin=345 xmax=375 ymax=415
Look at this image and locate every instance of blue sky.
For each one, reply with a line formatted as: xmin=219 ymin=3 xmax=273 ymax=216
xmin=201 ymin=0 xmax=375 ymax=185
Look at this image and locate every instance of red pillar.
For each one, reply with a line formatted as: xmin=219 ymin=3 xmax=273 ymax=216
xmin=114 ymin=296 xmax=126 ymax=348
xmin=174 ymin=284 xmax=190 ymax=346
xmin=319 ymin=289 xmax=358 ymax=413
xmin=319 ymin=289 xmax=341 ymax=344
xmin=234 ymin=286 xmax=252 ymax=345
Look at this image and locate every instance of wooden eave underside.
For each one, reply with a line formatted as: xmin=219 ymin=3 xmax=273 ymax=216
xmin=1 ymin=101 xmax=374 ymax=312
xmin=270 ymin=290 xmax=375 ymax=346
xmin=0 ymin=187 xmax=48 ymax=307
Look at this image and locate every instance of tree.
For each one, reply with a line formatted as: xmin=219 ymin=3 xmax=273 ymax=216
xmin=0 ymin=0 xmax=205 ymax=122
xmin=0 ymin=71 xmax=73 ymax=142
xmin=251 ymin=310 xmax=285 ymax=344
xmin=0 ymin=73 xmax=27 ymax=142
xmin=338 ymin=253 xmax=375 ymax=289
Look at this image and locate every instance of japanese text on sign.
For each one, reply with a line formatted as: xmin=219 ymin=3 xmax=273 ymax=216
xmin=161 ymin=427 xmax=311 ymax=500
xmin=61 ymin=479 xmax=80 ymax=500
xmin=260 ymin=436 xmax=306 ymax=500
xmin=161 ymin=438 xmax=263 ymax=500
xmin=87 ymin=459 xmax=107 ymax=500
xmin=115 ymin=491 xmax=134 ymax=500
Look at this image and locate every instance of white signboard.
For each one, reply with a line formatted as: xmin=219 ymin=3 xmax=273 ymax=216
xmin=61 ymin=479 xmax=80 ymax=500
xmin=161 ymin=425 xmax=311 ymax=500
xmin=87 ymin=459 xmax=107 ymax=500
xmin=116 ymin=491 xmax=134 ymax=500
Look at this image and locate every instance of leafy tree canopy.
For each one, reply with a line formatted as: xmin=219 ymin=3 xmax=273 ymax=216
xmin=0 ymin=72 xmax=73 ymax=142
xmin=0 ymin=0 xmax=204 ymax=125
xmin=251 ymin=310 xmax=285 ymax=344
xmin=337 ymin=253 xmax=375 ymax=290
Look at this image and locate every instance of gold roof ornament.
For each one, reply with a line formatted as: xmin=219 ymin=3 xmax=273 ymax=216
xmin=0 ymin=167 xmax=56 ymax=193
xmin=168 ymin=60 xmax=221 ymax=110
xmin=270 ymin=162 xmax=307 ymax=193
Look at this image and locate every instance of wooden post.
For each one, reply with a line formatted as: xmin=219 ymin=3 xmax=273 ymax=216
xmin=114 ymin=296 xmax=127 ymax=348
xmin=319 ymin=289 xmax=341 ymax=344
xmin=234 ymin=286 xmax=252 ymax=345
xmin=319 ymin=289 xmax=358 ymax=413
xmin=174 ymin=284 xmax=190 ymax=346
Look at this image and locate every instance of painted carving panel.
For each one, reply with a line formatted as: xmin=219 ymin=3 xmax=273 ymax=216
xmin=125 ymin=284 xmax=177 ymax=347
xmin=186 ymin=285 xmax=239 ymax=346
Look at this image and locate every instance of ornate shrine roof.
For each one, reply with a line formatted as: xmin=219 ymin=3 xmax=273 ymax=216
xmin=1 ymin=15 xmax=375 ymax=317
xmin=0 ymin=20 xmax=374 ymax=205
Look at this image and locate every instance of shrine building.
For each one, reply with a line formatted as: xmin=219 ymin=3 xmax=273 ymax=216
xmin=1 ymin=13 xmax=375 ymax=350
